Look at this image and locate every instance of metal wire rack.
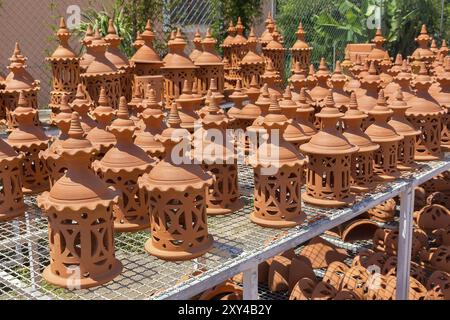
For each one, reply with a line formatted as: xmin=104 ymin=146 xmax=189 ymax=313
xmin=0 ymin=157 xmax=449 ymax=300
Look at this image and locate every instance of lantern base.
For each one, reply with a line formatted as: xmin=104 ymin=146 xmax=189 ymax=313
xmin=397 ymin=162 xmax=419 ymax=171
xmin=207 ymin=199 xmax=244 ymax=216
xmin=374 ymin=172 xmax=400 ymax=182
xmin=414 ymin=154 xmax=443 ymax=161
xmin=145 ymin=235 xmax=214 ymax=261
xmin=302 ymin=192 xmax=355 ymax=208
xmin=250 ymin=211 xmax=305 ymax=229
xmin=0 ymin=207 xmax=25 ymax=222
xmin=351 ymin=183 xmax=376 ymax=194
xmin=114 ymin=221 xmax=150 ymax=233
xmin=42 ymin=259 xmax=123 ymax=289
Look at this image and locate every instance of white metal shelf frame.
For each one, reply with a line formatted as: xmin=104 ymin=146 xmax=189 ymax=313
xmin=0 ymin=157 xmax=448 ymax=300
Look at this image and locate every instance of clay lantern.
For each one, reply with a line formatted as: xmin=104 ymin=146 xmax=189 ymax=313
xmin=290 ymin=62 xmax=314 ymax=105
xmin=300 ymin=91 xmax=359 ymax=208
xmin=358 ymin=61 xmax=382 ymax=117
xmin=367 ymin=28 xmax=388 ymax=68
xmin=406 ymin=62 xmax=446 ymax=160
xmin=294 ymin=88 xmax=317 ymax=142
xmin=365 ymin=90 xmax=403 ymax=181
xmin=133 ymin=31 xmax=144 ymax=50
xmin=7 ymin=92 xmax=49 ymax=194
xmin=431 ymin=39 xmax=439 ymax=56
xmin=0 ymin=136 xmax=25 ymax=222
xmin=263 ymin=31 xmax=285 ymax=80
xmin=412 ymin=25 xmax=435 ymax=66
xmin=134 ymin=86 xmax=166 ymax=159
xmin=38 ymin=112 xmax=122 ymax=289
xmin=230 ymin=17 xmax=248 ymax=79
xmin=390 ymin=60 xmax=416 ymax=102
xmin=195 ymin=28 xmax=224 ymax=96
xmin=342 ymin=93 xmax=379 ymax=192
xmin=247 ymin=84 xmax=272 ymax=153
xmin=93 ymin=97 xmax=154 ymax=232
xmin=306 ymin=64 xmax=317 ymax=91
xmin=128 ymin=84 xmax=145 ymax=125
xmin=309 ymin=58 xmax=330 ymax=104
xmin=177 ymin=80 xmax=202 ymax=133
xmin=433 ymin=58 xmax=450 ymax=149
xmin=46 ymin=17 xmax=80 ymax=114
xmin=379 ymin=52 xmax=394 ymax=86
xmin=227 ymin=79 xmax=248 ymax=121
xmin=81 ymin=29 xmax=123 ymax=109
xmin=341 ymin=51 xmax=354 ymax=76
xmin=239 ymin=27 xmax=265 ymax=88
xmin=138 ymin=103 xmax=214 ymax=261
xmin=388 ymin=89 xmax=421 ymax=170
xmin=384 ymin=54 xmax=403 ymax=97
xmin=222 ymin=21 xmax=237 ymax=91
xmin=69 ymin=83 xmax=96 ymax=133
xmin=86 ymin=87 xmax=117 ymax=159
xmin=260 ymin=59 xmax=283 ymax=100
xmin=290 ymin=21 xmax=312 ymax=72
xmin=259 ymin=12 xmax=275 ymax=48
xmin=189 ymin=27 xmax=203 ymax=62
xmin=161 ymin=28 xmax=198 ymax=107
xmin=346 ymin=55 xmax=364 ymax=93
xmin=195 ymin=97 xmax=243 ymax=215
xmin=249 ymin=94 xmax=306 ymax=228
xmin=79 ymin=24 xmax=95 ymax=72
xmin=1 ymin=43 xmax=40 ymax=130
xmin=104 ymin=19 xmax=133 ymax=101
xmin=233 ymin=75 xmax=261 ymax=131
xmin=329 ymin=61 xmax=350 ymax=112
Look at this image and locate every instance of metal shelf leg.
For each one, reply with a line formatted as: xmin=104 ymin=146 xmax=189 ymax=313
xmin=243 ymin=264 xmax=259 ymax=300
xmin=396 ymin=186 xmax=415 ymax=300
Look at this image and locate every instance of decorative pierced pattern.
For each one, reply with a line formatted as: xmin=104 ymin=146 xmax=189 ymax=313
xmin=163 ymin=69 xmax=195 ymax=107
xmin=3 ymin=91 xmax=39 ymax=130
xmin=82 ymin=74 xmax=122 ymax=109
xmin=43 ymin=156 xmax=67 ymax=189
xmin=373 ymin=142 xmax=399 ymax=177
xmin=291 ymin=51 xmax=311 ymax=73
xmin=407 ymin=114 xmax=442 ymax=160
xmin=133 ymin=63 xmax=161 ymax=77
xmin=120 ymin=68 xmax=134 ymax=101
xmin=134 ymin=75 xmax=164 ymax=104
xmin=195 ymin=66 xmax=224 ymax=96
xmin=305 ymin=154 xmax=353 ymax=203
xmin=240 ymin=64 xmax=265 ymax=88
xmin=49 ymin=60 xmax=80 ymax=108
xmin=441 ymin=111 xmax=450 ymax=148
xmin=398 ymin=136 xmax=416 ymax=166
xmin=263 ymin=51 xmax=285 ymax=80
xmin=14 ymin=145 xmax=49 ymax=193
xmin=0 ymin=158 xmax=24 ymax=221
xmin=350 ymin=151 xmax=374 ymax=188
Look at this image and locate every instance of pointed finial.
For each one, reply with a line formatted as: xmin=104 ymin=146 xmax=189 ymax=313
xmin=182 ymin=79 xmax=191 ymax=94
xmin=394 ymin=54 xmax=403 ymax=65
xmin=235 ymin=79 xmax=242 ymax=91
xmin=86 ymin=24 xmax=93 ymax=36
xmin=75 ymin=83 xmax=85 ymax=99
xmin=145 ymin=20 xmax=152 ymax=32
xmin=17 ymin=91 xmax=28 ymax=109
xmin=377 ymin=89 xmax=387 ymax=106
xmin=207 ymin=96 xmax=221 ymax=114
xmin=395 ymin=88 xmax=404 ymax=102
xmin=117 ymin=97 xmax=129 ymax=119
xmin=133 ymin=84 xmax=142 ymax=99
xmin=376 ymin=27 xmax=382 ymax=36
xmin=325 ymin=89 xmax=335 ymax=108
xmin=349 ymin=92 xmax=358 ymax=110
xmin=268 ymin=94 xmax=282 ymax=114
xmin=334 ymin=60 xmax=342 ymax=74
xmin=283 ymin=86 xmax=292 ymax=100
xmin=108 ymin=19 xmax=116 ymax=34
xmin=67 ymin=112 xmax=84 ymax=139
xmin=298 ymin=87 xmax=308 ymax=103
xmin=209 ymin=78 xmax=218 ymax=92
xmin=319 ymin=58 xmax=327 ymax=71
xmin=167 ymin=102 xmax=182 ymax=128
xmin=420 ymin=24 xmax=427 ymax=34
xmin=59 ymin=94 xmax=72 ymax=114
xmin=294 ymin=61 xmax=303 ymax=74
xmin=59 ymin=17 xmax=67 ymax=29
xmin=308 ymin=64 xmax=315 ymax=76
xmin=98 ymin=87 xmax=110 ymax=106
xmin=419 ymin=61 xmax=428 ymax=75
xmin=368 ymin=61 xmax=377 ymax=74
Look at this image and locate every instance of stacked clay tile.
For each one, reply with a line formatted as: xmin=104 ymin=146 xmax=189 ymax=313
xmin=365 ymin=90 xmax=403 ymax=181
xmin=0 ymin=134 xmax=24 ymax=221
xmin=46 ymin=18 xmax=80 ymax=114
xmin=342 ymin=93 xmax=379 ymax=192
xmin=406 ymin=62 xmax=446 ymax=160
xmin=69 ymin=84 xmax=96 ymax=133
xmin=104 ymin=19 xmax=133 ymax=101
xmin=195 ymin=96 xmax=243 ymax=215
xmin=134 ymin=86 xmax=166 ymax=159
xmin=230 ymin=18 xmax=248 ymax=83
xmin=1 ymin=43 xmax=40 ymax=130
xmin=138 ymin=103 xmax=214 ymax=261
xmin=177 ymin=80 xmax=202 ymax=134
xmin=161 ymin=28 xmax=198 ymax=107
xmin=93 ymin=97 xmax=155 ymax=232
xmin=412 ymin=25 xmax=435 ymax=66
xmin=7 ymin=92 xmax=49 ymax=193
xmin=81 ymin=29 xmax=123 ymax=109
xmin=300 ymin=91 xmax=359 ymax=208
xmin=38 ymin=112 xmax=122 ymax=289
xmin=262 ymin=30 xmax=285 ymax=80
xmin=239 ymin=27 xmax=265 ymax=88
xmin=86 ymin=87 xmax=116 ymax=159
xmin=290 ymin=21 xmax=312 ymax=73
xmin=194 ymin=28 xmax=224 ymax=96
xmin=249 ymin=95 xmax=306 ymax=228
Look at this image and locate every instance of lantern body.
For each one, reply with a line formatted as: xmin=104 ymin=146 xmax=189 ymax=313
xmin=0 ymin=152 xmax=24 ymax=222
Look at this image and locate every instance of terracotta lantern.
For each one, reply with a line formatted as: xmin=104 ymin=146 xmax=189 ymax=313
xmin=239 ymin=27 xmax=265 ymax=88
xmin=0 ymin=136 xmax=24 ymax=222
xmin=128 ymin=85 xmax=144 ymax=125
xmin=379 ymin=52 xmax=394 ymax=86
xmin=406 ymin=62 xmax=446 ymax=160
xmin=138 ymin=103 xmax=214 ymax=261
xmin=431 ymin=39 xmax=439 ymax=56
xmin=104 ymin=19 xmax=133 ymax=101
xmin=259 ymin=12 xmax=275 ymax=48
xmin=329 ymin=61 xmax=350 ymax=111
xmin=38 ymin=112 xmax=122 ymax=289
xmin=384 ymin=54 xmax=403 ymax=97
xmin=290 ymin=62 xmax=314 ymax=105
xmin=130 ymin=20 xmax=164 ymax=77
xmin=81 ymin=29 xmax=123 ymax=109
xmin=93 ymin=97 xmax=155 ymax=232
xmin=309 ymin=58 xmax=330 ymax=104
xmin=263 ymin=31 xmax=285 ymax=80
xmin=177 ymin=80 xmax=203 ymax=133
xmin=195 ymin=97 xmax=243 ymax=215
xmin=195 ymin=28 xmax=224 ymax=96
xmin=342 ymin=93 xmax=379 ymax=192
xmin=69 ymin=84 xmax=96 ymax=133
xmin=222 ymin=21 xmax=237 ymax=91
xmin=7 ymin=92 xmax=49 ymax=194
xmin=133 ymin=31 xmax=144 ymax=50
xmin=249 ymin=94 xmax=306 ymax=228
xmin=389 ymin=60 xmax=416 ymax=102
xmin=367 ymin=28 xmax=388 ymax=68
xmin=341 ymin=51 xmax=354 ymax=76
xmin=189 ymin=27 xmax=203 ymax=62
xmin=230 ymin=17 xmax=248 ymax=80
xmin=1 ymin=43 xmax=40 ymax=130
xmin=233 ymin=75 xmax=261 ymax=131
xmin=433 ymin=58 xmax=450 ymax=149
xmin=247 ymin=84 xmax=272 ymax=153
xmin=358 ymin=61 xmax=382 ymax=114
xmin=346 ymin=55 xmax=364 ymax=93
xmin=306 ymin=64 xmax=318 ymax=91
xmin=86 ymin=87 xmax=117 ymax=159
xmin=388 ymin=89 xmax=421 ymax=170
xmin=79 ymin=24 xmax=95 ymax=72
xmin=134 ymin=86 xmax=166 ymax=159
xmin=412 ymin=25 xmax=435 ymax=66
xmin=294 ymin=88 xmax=317 ymax=142
xmin=290 ymin=21 xmax=312 ymax=73
xmin=365 ymin=90 xmax=403 ymax=181
xmin=227 ymin=79 xmax=248 ymax=121
xmin=161 ymin=28 xmax=198 ymax=107
xmin=300 ymin=91 xmax=359 ymax=208
xmin=260 ymin=59 xmax=283 ymax=100
xmin=46 ymin=17 xmax=80 ymax=114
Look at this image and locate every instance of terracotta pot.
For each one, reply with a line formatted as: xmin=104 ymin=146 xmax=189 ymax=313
xmin=373 ymin=228 xmax=427 ymax=257
xmin=340 ymin=219 xmax=379 ymax=242
xmin=300 ymin=91 xmax=359 ymax=208
xmin=69 ymin=84 xmax=96 ymax=133
xmin=421 ymin=246 xmax=450 ymax=273
xmin=0 ymin=136 xmax=24 ymax=221
xmin=425 ymin=271 xmax=450 ymax=300
xmin=299 ymin=237 xmax=348 ymax=269
xmin=367 ymin=198 xmax=397 ymax=222
xmin=93 ymin=97 xmax=155 ymax=232
xmin=7 ymin=92 xmax=49 ymax=194
xmin=352 ymin=249 xmax=388 ymax=270
xmin=365 ymin=90 xmax=403 ymax=181
xmin=382 ymin=275 xmax=428 ymax=300
xmin=290 ymin=21 xmax=312 ymax=73
xmin=138 ymin=103 xmax=214 ymax=261
xmin=309 ymin=58 xmax=330 ymax=104
xmin=268 ymin=255 xmax=291 ymax=292
xmin=382 ymin=256 xmax=427 ymax=285
xmin=288 ymin=255 xmax=317 ymax=294
xmin=311 ymin=281 xmax=337 ymax=300
xmin=329 ymin=61 xmax=350 ymax=111
xmin=37 ymin=112 xmax=122 ymax=289
xmin=289 ymin=277 xmax=316 ymax=300
xmin=322 ymin=261 xmax=349 ymax=290
xmin=342 ymin=92 xmax=379 ymax=192
xmin=263 ymin=31 xmax=285 ymax=81
xmin=86 ymin=87 xmax=117 ymax=159
xmin=134 ymin=86 xmax=166 ymax=159
xmin=339 ymin=266 xmax=369 ymax=298
xmin=414 ymin=204 xmax=450 ymax=235
xmin=426 ymin=191 xmax=450 ymax=209
xmin=46 ymin=17 xmax=80 ymax=112
xmin=248 ymin=95 xmax=306 ymax=228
